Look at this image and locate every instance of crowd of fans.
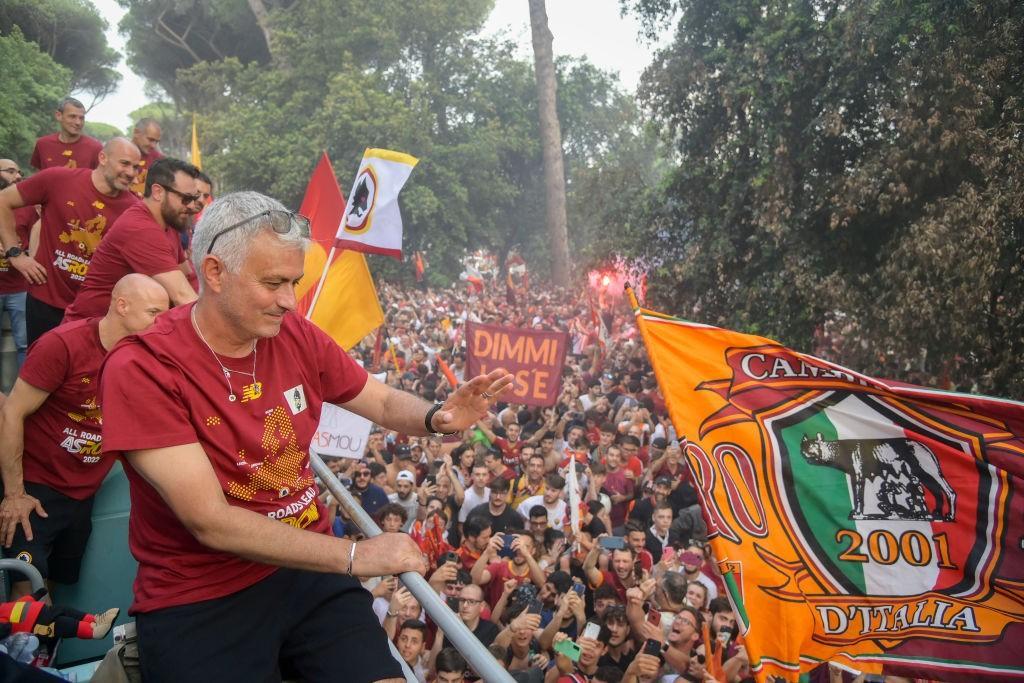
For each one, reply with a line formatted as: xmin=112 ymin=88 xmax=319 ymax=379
xmin=0 ymin=95 xmax=887 ymax=683
xmin=310 ymin=276 xmax=753 ymax=683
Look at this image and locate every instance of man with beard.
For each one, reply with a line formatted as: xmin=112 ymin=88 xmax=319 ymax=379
xmin=468 ymin=477 xmax=522 ymax=534
xmin=0 ymin=137 xmax=141 ymax=344
xmin=351 ymin=460 xmax=389 ymax=517
xmin=584 ymin=543 xmax=640 ymax=604
xmin=0 ymin=159 xmax=36 ymax=368
xmin=64 ymin=158 xmax=200 ymax=322
xmin=30 ymin=97 xmax=102 ymax=170
xmin=510 ymin=451 xmax=546 ymax=508
xmin=388 ymin=470 xmax=419 ymax=532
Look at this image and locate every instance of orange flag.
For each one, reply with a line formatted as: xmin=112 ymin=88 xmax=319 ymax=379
xmin=630 ymin=288 xmax=1024 ymax=682
xmin=295 ymin=153 xmax=383 ymax=349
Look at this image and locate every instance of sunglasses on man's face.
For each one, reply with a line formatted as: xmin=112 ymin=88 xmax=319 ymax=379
xmin=160 ymin=185 xmax=202 ymax=206
xmin=205 ymin=208 xmax=311 ymax=255
xmin=355 ymin=471 xmax=371 ymax=478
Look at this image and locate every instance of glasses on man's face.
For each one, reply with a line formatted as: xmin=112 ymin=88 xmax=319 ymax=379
xmin=0 ymin=167 xmax=21 ymax=176
xmin=205 ymin=208 xmax=311 ymax=255
xmin=677 ymin=617 xmax=699 ymax=630
xmin=355 ymin=471 xmax=371 ymax=478
xmin=160 ymin=185 xmax=202 ymax=206
xmin=457 ymin=597 xmax=482 ymax=606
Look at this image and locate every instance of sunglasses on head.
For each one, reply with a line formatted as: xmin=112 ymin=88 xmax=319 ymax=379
xmin=206 ymin=208 xmax=310 ymax=255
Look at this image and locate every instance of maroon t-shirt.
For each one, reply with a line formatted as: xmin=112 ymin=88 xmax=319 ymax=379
xmin=64 ymin=203 xmax=185 ymax=321
xmin=602 ymin=469 xmax=634 ymax=528
xmin=19 ymin=318 xmax=112 ymax=500
xmin=129 ymin=149 xmax=164 ymax=197
xmin=493 ymin=436 xmax=525 ymax=470
xmin=15 ymin=168 xmax=139 ymax=308
xmin=99 ymin=305 xmax=369 ymax=613
xmin=482 ymin=560 xmax=533 ymax=609
xmin=0 ymin=207 xmax=36 ymax=295
xmin=30 ymin=134 xmax=102 ymax=170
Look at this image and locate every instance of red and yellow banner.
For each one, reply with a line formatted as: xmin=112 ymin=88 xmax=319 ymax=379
xmin=465 ymin=322 xmax=567 ymax=407
xmin=295 ymin=152 xmax=384 ymax=350
xmin=632 ymin=294 xmax=1024 ymax=682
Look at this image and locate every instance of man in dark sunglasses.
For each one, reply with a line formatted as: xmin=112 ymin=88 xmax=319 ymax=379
xmin=64 ymin=157 xmax=201 ymax=322
xmin=351 ymin=461 xmax=389 ymax=516
xmin=99 ymin=190 xmax=515 ymax=683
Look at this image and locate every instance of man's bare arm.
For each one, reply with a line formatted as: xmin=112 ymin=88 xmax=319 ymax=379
xmin=0 ymin=185 xmax=45 ymax=284
xmin=151 ymin=269 xmax=199 ymax=307
xmin=126 ymin=442 xmax=426 ymax=576
xmin=0 ymin=380 xmax=53 ymax=545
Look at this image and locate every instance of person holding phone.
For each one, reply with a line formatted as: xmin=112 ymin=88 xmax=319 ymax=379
xmin=584 ymin=538 xmax=642 ymax=603
xmin=471 ymin=532 xmax=546 ymax=609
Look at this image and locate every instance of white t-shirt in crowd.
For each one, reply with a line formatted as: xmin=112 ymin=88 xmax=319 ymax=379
xmin=516 ymin=494 xmax=567 ymax=528
xmin=460 ymin=486 xmax=490 ymax=522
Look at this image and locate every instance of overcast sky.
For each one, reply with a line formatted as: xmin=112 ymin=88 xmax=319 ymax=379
xmin=86 ymin=0 xmax=665 ymax=130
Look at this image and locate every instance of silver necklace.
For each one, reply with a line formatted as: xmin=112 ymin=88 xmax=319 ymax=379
xmin=191 ymin=306 xmax=258 ymax=403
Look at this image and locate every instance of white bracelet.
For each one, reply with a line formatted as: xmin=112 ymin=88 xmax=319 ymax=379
xmin=347 ymin=541 xmax=357 ymax=576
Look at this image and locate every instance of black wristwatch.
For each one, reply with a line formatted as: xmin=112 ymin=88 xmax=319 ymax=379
xmin=4 ymin=246 xmax=23 ymax=259
xmin=424 ymin=402 xmax=458 ymax=436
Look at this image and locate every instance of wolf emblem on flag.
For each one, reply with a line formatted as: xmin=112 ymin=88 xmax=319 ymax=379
xmin=799 ymin=433 xmax=956 ymax=521
xmin=631 ymin=293 xmax=1024 ymax=682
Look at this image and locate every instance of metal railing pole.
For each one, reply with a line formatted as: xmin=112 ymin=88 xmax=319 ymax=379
xmin=311 ymin=453 xmax=515 ymax=683
xmin=0 ymin=558 xmax=46 ymax=600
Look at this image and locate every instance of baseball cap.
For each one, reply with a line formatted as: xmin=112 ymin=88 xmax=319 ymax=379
xmin=651 ymin=437 xmax=668 ymax=449
xmin=396 ymin=470 xmax=417 ymax=484
xmin=655 ymin=476 xmax=673 ymax=487
xmin=394 ymin=444 xmax=412 ymax=459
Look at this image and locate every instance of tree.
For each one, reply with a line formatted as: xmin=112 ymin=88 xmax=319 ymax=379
xmin=121 ymin=0 xmax=634 ymax=286
xmin=83 ymin=121 xmax=125 ymax=141
xmin=116 ymin=0 xmax=272 ymax=101
xmin=0 ymin=28 xmax=72 ymax=163
xmin=0 ymin=0 xmax=120 ymax=107
xmin=626 ymin=0 xmax=1024 ymax=398
xmin=527 ymin=0 xmax=570 ymax=287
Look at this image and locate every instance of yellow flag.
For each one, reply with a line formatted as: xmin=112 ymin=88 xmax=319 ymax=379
xmin=191 ymin=114 xmax=202 ymax=170
xmin=295 ymin=153 xmax=383 ymax=349
xmin=295 ymin=248 xmax=382 ymax=351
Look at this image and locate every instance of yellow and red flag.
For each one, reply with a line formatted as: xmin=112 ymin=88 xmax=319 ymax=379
xmin=631 ymin=290 xmax=1024 ymax=682
xmin=296 ymin=152 xmax=383 ymax=349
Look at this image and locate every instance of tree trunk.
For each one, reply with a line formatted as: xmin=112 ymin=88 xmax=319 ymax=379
xmin=246 ymin=0 xmax=275 ymax=59
xmin=527 ymin=0 xmax=570 ymax=287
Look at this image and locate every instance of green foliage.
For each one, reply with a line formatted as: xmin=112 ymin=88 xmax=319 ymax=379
xmin=126 ymin=0 xmax=637 ymax=286
xmin=83 ymin=121 xmax=125 ymax=141
xmin=0 ymin=0 xmax=120 ymax=105
xmin=626 ymin=0 xmax=1024 ymax=398
xmin=0 ymin=28 xmax=72 ymax=163
xmin=116 ymin=0 xmax=271 ymax=101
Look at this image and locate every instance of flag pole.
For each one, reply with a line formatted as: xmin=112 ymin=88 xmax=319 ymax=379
xmin=304 ymin=245 xmax=338 ymax=321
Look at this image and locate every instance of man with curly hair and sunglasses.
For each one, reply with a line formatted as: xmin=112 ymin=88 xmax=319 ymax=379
xmin=98 ymin=190 xmax=514 ymax=682
xmin=64 ymin=157 xmax=201 ymax=322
